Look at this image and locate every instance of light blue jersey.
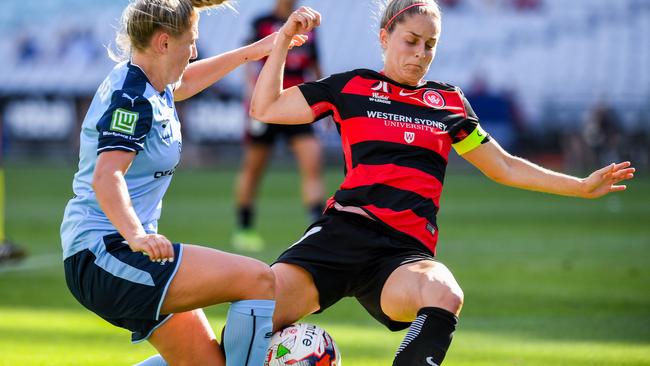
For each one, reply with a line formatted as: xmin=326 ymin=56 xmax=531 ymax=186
xmin=61 ymin=61 xmax=182 ymax=259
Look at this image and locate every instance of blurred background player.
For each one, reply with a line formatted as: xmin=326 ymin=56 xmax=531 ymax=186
xmin=233 ymin=0 xmax=325 ymax=251
xmin=250 ymin=2 xmax=636 ymax=365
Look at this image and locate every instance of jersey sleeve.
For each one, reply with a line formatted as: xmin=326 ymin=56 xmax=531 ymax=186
xmin=96 ymin=91 xmax=153 ymax=155
xmin=297 ymin=71 xmax=353 ymax=121
xmin=448 ymin=88 xmax=491 ymax=155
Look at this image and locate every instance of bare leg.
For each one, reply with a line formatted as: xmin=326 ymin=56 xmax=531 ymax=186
xmin=271 ymin=263 xmax=321 ymax=331
xmin=148 ymin=309 xmax=224 ymax=366
xmin=161 ymin=245 xmax=274 ymax=313
xmin=381 ymin=260 xmax=463 ymax=366
xmin=235 ymin=143 xmax=272 ymax=210
xmin=150 ymin=245 xmax=275 ymax=365
xmin=289 ymin=135 xmax=324 ymax=208
xmin=381 ymin=260 xmax=463 ymax=320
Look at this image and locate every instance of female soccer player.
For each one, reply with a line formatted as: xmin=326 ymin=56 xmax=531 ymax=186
xmin=250 ymin=1 xmax=636 ymax=365
xmin=60 ymin=1 xmax=304 ymax=365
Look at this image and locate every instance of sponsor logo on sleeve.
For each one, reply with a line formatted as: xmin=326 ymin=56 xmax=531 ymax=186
xmin=371 ymin=81 xmax=392 ymax=93
xmin=122 ymin=92 xmax=140 ymax=107
xmin=423 ymin=90 xmax=445 ymax=108
xmin=110 ymin=108 xmax=139 ymax=135
xmin=399 ymin=88 xmax=419 ymax=97
xmin=369 ymin=81 xmax=392 ymax=104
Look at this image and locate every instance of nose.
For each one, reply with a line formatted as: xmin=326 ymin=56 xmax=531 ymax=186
xmin=414 ymin=45 xmax=425 ymax=59
xmin=190 ymin=45 xmax=198 ymax=61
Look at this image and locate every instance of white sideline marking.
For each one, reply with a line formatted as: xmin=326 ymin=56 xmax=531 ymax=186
xmin=0 ymin=253 xmax=61 ymax=273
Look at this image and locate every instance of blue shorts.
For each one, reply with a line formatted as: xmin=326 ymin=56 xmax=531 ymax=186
xmin=64 ymin=233 xmax=183 ymax=343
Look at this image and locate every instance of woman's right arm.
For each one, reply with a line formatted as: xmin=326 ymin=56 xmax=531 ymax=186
xmin=249 ymin=7 xmax=321 ymax=125
xmin=92 ymin=151 xmax=174 ymax=261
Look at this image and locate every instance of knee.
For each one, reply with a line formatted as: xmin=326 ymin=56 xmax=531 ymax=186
xmin=442 ymin=284 xmax=464 ymax=315
xmin=421 ymin=282 xmax=463 ymax=316
xmin=244 ymin=261 xmax=275 ymax=300
xmin=419 ymin=272 xmax=464 ymax=316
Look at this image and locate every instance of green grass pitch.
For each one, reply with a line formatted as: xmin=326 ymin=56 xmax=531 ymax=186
xmin=1 ymin=162 xmax=649 ymax=365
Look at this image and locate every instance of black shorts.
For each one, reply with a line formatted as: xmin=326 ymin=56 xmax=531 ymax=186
xmin=64 ymin=233 xmax=183 ymax=343
xmin=246 ymin=119 xmax=314 ymax=145
xmin=275 ymin=210 xmax=435 ymax=331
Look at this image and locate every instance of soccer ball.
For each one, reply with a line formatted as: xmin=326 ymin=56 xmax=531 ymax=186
xmin=265 ymin=323 xmax=341 ymax=366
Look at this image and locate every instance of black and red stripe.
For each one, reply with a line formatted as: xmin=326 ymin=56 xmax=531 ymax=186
xmin=299 ymin=69 xmax=485 ymax=254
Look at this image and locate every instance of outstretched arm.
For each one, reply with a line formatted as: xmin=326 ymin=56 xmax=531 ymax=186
xmin=249 ymin=7 xmax=321 ymax=125
xmin=174 ymin=34 xmax=275 ymax=101
xmin=462 ymin=139 xmax=635 ymax=199
xmin=174 ymin=32 xmax=307 ymax=101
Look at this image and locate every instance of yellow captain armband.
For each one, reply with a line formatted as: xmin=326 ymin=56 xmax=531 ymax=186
xmin=452 ymin=124 xmax=488 ymax=155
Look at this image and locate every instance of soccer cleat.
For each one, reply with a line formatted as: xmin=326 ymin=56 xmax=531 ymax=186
xmin=231 ymin=230 xmax=265 ymax=252
xmin=0 ymin=242 xmax=27 ymax=264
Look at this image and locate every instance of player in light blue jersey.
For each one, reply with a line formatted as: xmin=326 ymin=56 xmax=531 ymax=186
xmin=60 ymin=1 xmax=308 ymax=365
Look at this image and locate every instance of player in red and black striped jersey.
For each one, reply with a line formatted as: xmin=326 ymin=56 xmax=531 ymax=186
xmin=251 ymin=2 xmax=636 ymax=365
xmin=233 ymin=0 xmax=325 ymax=252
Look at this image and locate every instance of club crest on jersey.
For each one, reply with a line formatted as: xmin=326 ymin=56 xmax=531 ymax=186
xmin=110 ymin=108 xmax=139 ymax=135
xmin=404 ymin=131 xmax=415 ymax=144
xmin=423 ymin=90 xmax=445 ymax=108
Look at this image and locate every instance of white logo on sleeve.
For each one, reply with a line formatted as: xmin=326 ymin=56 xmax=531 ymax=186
xmin=426 ymin=357 xmax=439 ymax=366
xmin=122 ymin=92 xmax=140 ymax=107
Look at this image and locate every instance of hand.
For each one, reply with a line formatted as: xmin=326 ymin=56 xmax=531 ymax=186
xmin=127 ymin=233 xmax=175 ymax=262
xmin=248 ymin=32 xmax=309 ymax=61
xmin=581 ymin=161 xmax=635 ymax=199
xmin=281 ymin=6 xmax=321 ymax=39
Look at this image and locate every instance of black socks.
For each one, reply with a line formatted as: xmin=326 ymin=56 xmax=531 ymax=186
xmin=392 ymin=307 xmax=459 ymax=366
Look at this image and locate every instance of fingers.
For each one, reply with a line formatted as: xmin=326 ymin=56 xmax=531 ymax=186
xmin=611 ymin=168 xmax=635 ymax=181
xmin=609 ymin=185 xmax=627 ymax=192
xmin=605 ymin=161 xmax=635 ymax=184
xmin=612 ymin=161 xmax=632 ymax=171
xmin=293 ymin=6 xmax=321 ymax=32
xmin=131 ymin=234 xmax=174 ymax=263
xmin=289 ymin=34 xmax=309 ymax=49
xmin=598 ymin=161 xmax=635 ymax=181
xmin=596 ymin=162 xmax=616 ymax=178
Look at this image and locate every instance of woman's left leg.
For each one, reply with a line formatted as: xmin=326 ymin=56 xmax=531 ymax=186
xmin=380 ymin=260 xmax=464 ymax=366
xmin=151 ymin=244 xmax=275 ymax=366
xmin=289 ymin=134 xmax=325 ymax=222
xmin=146 ymin=309 xmax=224 ymax=366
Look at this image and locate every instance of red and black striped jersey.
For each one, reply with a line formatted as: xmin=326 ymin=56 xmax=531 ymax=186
xmin=250 ymin=14 xmax=320 ymax=87
xmin=298 ymin=69 xmax=490 ymax=254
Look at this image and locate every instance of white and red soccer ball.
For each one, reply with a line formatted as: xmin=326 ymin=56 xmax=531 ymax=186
xmin=265 ymin=323 xmax=341 ymax=366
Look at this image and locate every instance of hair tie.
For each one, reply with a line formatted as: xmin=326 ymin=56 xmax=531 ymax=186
xmin=385 ymin=3 xmax=429 ymax=30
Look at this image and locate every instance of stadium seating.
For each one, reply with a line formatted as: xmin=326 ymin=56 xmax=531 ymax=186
xmin=1 ymin=0 xmax=648 ymax=140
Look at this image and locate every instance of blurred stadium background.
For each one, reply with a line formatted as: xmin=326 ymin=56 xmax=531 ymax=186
xmin=2 ymin=0 xmax=649 ymax=167
xmin=1 ymin=0 xmax=649 ymax=365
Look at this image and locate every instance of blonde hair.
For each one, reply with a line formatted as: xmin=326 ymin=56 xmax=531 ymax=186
xmin=109 ymin=0 xmax=230 ymax=62
xmin=379 ymin=0 xmax=441 ymax=33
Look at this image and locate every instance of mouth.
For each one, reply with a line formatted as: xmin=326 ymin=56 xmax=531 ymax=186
xmin=405 ymin=64 xmax=423 ymax=70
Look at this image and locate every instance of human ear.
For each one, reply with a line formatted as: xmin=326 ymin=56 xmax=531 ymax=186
xmin=152 ymin=31 xmax=170 ymax=54
xmin=379 ymin=28 xmax=389 ymax=51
